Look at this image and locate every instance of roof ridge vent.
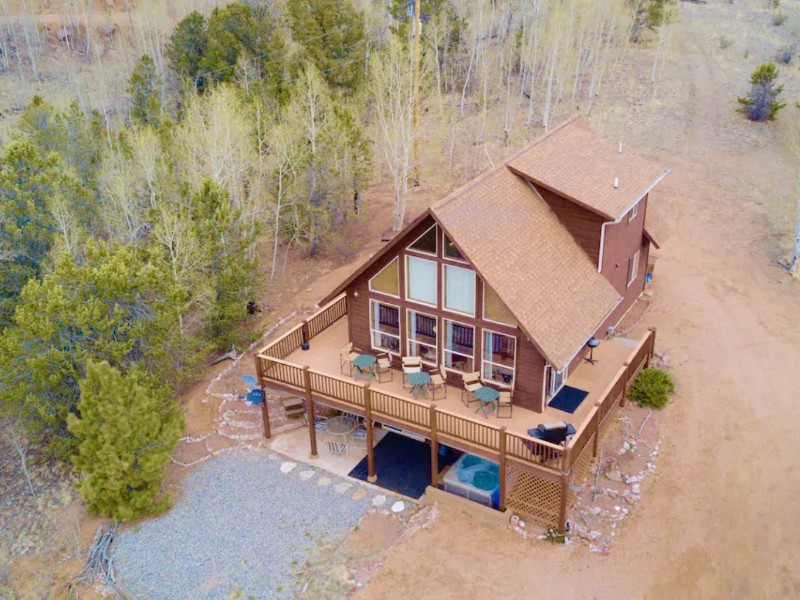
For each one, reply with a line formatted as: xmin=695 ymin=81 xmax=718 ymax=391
xmin=619 ymin=142 xmax=623 ymax=153
xmin=613 ymin=177 xmax=619 ymax=189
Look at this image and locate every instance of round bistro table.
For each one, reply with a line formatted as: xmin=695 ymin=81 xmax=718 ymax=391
xmin=326 ymin=415 xmax=357 ymax=437
xmin=352 ymin=354 xmax=377 ymax=380
xmin=407 ymin=371 xmax=431 ymax=400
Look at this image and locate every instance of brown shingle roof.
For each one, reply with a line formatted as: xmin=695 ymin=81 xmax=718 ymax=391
xmin=508 ymin=117 xmax=668 ymax=220
xmin=643 ymin=198 xmax=670 ymax=249
xmin=432 ymin=167 xmax=620 ymax=371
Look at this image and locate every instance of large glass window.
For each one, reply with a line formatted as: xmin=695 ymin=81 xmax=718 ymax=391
xmin=406 ymin=255 xmax=437 ymax=306
xmin=443 ymin=234 xmax=466 ymax=261
xmin=548 ymin=365 xmax=567 ymax=399
xmin=370 ymin=300 xmax=400 ymax=354
xmin=368 ymin=257 xmax=399 ymax=297
xmin=483 ymin=285 xmax=516 ymax=325
xmin=443 ymin=264 xmax=475 ymax=315
xmin=408 ymin=225 xmax=437 ymax=255
xmin=443 ymin=319 xmax=475 ymax=373
xmin=407 ymin=310 xmax=438 ymax=364
xmin=482 ymin=330 xmax=516 ymax=387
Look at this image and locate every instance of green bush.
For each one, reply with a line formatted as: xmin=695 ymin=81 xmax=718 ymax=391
xmin=628 ymin=368 xmax=675 ymax=409
xmin=772 ymin=12 xmax=787 ymax=27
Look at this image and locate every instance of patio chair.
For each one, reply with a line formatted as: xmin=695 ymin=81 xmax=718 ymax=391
xmin=461 ymin=371 xmax=482 ymax=406
xmin=402 ymin=356 xmax=423 ymax=388
xmin=497 ymin=391 xmax=513 ymax=418
xmin=429 ymin=367 xmax=447 ymax=400
xmin=325 ymin=439 xmax=348 ymax=456
xmin=339 ymin=342 xmax=361 ymax=376
xmin=376 ymin=352 xmax=394 ymax=383
xmin=351 ymin=425 xmax=368 ymax=446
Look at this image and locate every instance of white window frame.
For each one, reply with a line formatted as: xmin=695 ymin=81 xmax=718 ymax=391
xmin=627 ymin=250 xmax=640 ymax=287
xmin=442 ymin=263 xmax=476 ymax=317
xmin=482 ymin=284 xmax=516 ymax=326
xmin=627 ymin=202 xmax=639 ymax=222
xmin=442 ymin=318 xmax=475 ymax=374
xmin=405 ymin=255 xmax=438 ymax=307
xmin=406 ymin=308 xmax=438 ymax=366
xmin=367 ymin=257 xmax=400 ymax=298
xmin=406 ymin=224 xmax=438 ymax=257
xmin=481 ymin=328 xmax=517 ymax=389
xmin=442 ymin=233 xmax=469 ymax=264
xmin=369 ymin=299 xmax=401 ymax=356
xmin=547 ymin=364 xmax=568 ymax=400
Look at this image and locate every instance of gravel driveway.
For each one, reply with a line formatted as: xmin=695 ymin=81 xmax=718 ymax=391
xmin=115 ymin=450 xmax=406 ymax=599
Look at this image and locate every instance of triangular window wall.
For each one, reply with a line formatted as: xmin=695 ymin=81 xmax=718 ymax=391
xmin=407 ymin=225 xmax=437 ymax=255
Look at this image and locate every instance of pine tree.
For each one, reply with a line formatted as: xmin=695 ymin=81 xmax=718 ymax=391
xmin=738 ymin=62 xmax=786 ymax=121
xmin=128 ymin=54 xmax=162 ymax=125
xmin=67 ymin=361 xmax=182 ymax=520
xmin=165 ymin=11 xmax=209 ymax=92
xmin=286 ymin=0 xmax=367 ymax=94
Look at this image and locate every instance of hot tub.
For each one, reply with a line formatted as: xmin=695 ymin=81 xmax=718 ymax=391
xmin=442 ymin=453 xmax=500 ymax=509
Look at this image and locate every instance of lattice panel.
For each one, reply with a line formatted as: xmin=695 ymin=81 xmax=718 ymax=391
xmin=506 ymin=465 xmax=562 ymax=529
xmin=598 ymin=401 xmax=621 ymax=441
xmin=568 ymin=433 xmax=595 ymax=505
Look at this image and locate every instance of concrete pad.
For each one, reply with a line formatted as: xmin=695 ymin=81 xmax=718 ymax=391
xmin=280 ymin=462 xmax=297 ymax=474
xmin=299 ymin=470 xmax=316 ymax=481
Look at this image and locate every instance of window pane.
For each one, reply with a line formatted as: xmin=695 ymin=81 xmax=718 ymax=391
xmin=369 ymin=257 xmax=399 ymax=296
xmin=407 ymin=256 xmax=437 ymax=305
xmin=483 ymin=285 xmax=516 ymax=325
xmin=444 ymin=265 xmax=475 ymax=315
xmin=444 ymin=320 xmax=474 ymax=372
xmin=371 ymin=302 xmax=400 ymax=352
xmin=409 ymin=225 xmax=437 ymax=254
xmin=408 ymin=310 xmax=437 ymax=363
xmin=443 ymin=234 xmax=465 ymax=260
xmin=483 ymin=331 xmax=515 ymax=385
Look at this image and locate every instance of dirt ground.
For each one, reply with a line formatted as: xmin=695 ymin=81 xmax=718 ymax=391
xmin=356 ymin=3 xmax=800 ymax=599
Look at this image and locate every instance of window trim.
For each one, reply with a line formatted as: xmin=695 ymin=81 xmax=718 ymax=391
xmin=441 ymin=263 xmax=476 ymax=317
xmin=441 ymin=318 xmax=476 ymax=375
xmin=367 ymin=257 xmax=400 ymax=299
xmin=480 ymin=327 xmax=517 ymax=389
xmin=369 ymin=299 xmax=401 ymax=356
xmin=627 ymin=250 xmax=640 ymax=287
xmin=406 ymin=224 xmax=438 ymax=257
xmin=442 ymin=233 xmax=469 ymax=264
xmin=406 ymin=308 xmax=438 ymax=366
xmin=627 ymin=202 xmax=639 ymax=222
xmin=405 ymin=254 xmax=438 ymax=308
xmin=482 ymin=284 xmax=516 ymax=326
xmin=547 ymin=364 xmax=568 ymax=400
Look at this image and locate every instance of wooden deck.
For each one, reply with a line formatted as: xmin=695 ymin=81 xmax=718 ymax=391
xmin=255 ymin=293 xmax=656 ymax=533
xmin=285 ymin=316 xmax=638 ymax=439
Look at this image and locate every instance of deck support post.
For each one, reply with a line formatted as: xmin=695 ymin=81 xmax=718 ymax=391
xmin=365 ymin=384 xmax=376 ymax=483
xmin=254 ymin=354 xmax=271 ymax=440
xmin=498 ymin=426 xmax=507 ymax=512
xmin=592 ymin=409 xmax=600 ymax=457
xmin=558 ymin=471 xmax=569 ymax=535
xmin=430 ymin=404 xmax=439 ymax=488
xmin=648 ymin=327 xmax=657 ymax=365
xmin=621 ymin=362 xmax=629 ymax=408
xmin=301 ymin=319 xmax=310 ymax=349
xmin=304 ymin=366 xmax=318 ymax=458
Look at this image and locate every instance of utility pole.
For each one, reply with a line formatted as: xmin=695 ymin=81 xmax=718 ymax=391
xmin=412 ymin=0 xmax=421 ymax=187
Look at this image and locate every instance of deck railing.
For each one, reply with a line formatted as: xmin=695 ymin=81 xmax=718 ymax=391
xmin=257 ymin=298 xmax=657 ymax=533
xmin=307 ymin=294 xmax=347 ymax=339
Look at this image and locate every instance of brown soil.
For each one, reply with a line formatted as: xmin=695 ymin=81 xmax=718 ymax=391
xmin=356 ymin=3 xmax=800 ymax=599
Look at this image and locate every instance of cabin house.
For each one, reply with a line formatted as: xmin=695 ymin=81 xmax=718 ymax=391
xmin=319 ymin=116 xmax=668 ymax=413
xmin=256 ymin=116 xmax=666 ymax=532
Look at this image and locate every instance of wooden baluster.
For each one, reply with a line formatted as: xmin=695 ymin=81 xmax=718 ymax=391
xmin=498 ymin=426 xmax=507 ymax=512
xmin=430 ymin=404 xmax=439 ymax=488
xmin=558 ymin=471 xmax=569 ymax=535
xmin=304 ymin=366 xmax=317 ymax=459
xmin=255 ymin=355 xmax=271 ymax=440
xmin=365 ymin=383 xmax=376 ymax=483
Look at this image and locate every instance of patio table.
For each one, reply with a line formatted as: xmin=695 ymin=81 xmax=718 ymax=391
xmin=474 ymin=386 xmax=500 ymax=417
xmin=326 ymin=415 xmax=357 ymax=437
xmin=352 ymin=354 xmax=377 ymax=381
xmin=407 ymin=371 xmax=431 ymax=400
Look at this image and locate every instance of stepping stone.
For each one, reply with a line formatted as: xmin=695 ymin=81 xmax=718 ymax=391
xmin=299 ymin=470 xmax=315 ymax=481
xmin=317 ymin=476 xmax=332 ymax=487
xmin=391 ymin=501 xmax=405 ymax=514
xmin=268 ymin=453 xmax=280 ymax=461
xmin=372 ymin=495 xmax=387 ymax=507
xmin=352 ymin=488 xmax=368 ymax=501
xmin=280 ymin=462 xmax=297 ymax=474
xmin=333 ymin=482 xmax=353 ymax=495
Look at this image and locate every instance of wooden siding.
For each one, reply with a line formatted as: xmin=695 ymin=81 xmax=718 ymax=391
xmin=535 ymin=186 xmax=605 ymax=264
